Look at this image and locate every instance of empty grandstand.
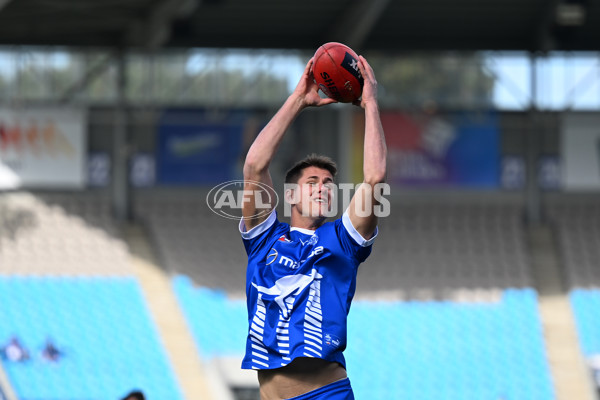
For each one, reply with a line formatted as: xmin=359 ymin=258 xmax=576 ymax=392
xmin=1 ymin=182 xmax=599 ymax=400
xmin=0 ymin=191 xmax=130 ymax=276
xmin=1 ymin=1 xmax=600 ymax=398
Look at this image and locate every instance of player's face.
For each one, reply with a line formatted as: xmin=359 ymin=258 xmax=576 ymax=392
xmin=295 ymin=167 xmax=334 ymax=218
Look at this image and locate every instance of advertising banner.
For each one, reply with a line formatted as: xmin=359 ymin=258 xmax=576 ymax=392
xmin=0 ymin=108 xmax=86 ymax=189
xmin=157 ymin=109 xmax=252 ymax=185
xmin=379 ymin=111 xmax=500 ymax=188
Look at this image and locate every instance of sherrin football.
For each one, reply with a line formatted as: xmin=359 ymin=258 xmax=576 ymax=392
xmin=312 ymin=42 xmax=364 ymax=103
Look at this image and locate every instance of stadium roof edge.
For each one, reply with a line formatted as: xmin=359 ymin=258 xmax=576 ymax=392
xmin=0 ymin=0 xmax=598 ymax=53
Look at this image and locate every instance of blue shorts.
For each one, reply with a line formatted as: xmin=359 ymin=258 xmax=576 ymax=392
xmin=286 ymin=378 xmax=354 ymax=400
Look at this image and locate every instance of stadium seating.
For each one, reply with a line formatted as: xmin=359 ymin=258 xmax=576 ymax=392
xmin=143 ymin=191 xmax=554 ymax=398
xmin=173 ymin=275 xmax=247 ymax=359
xmin=0 ymin=192 xmax=131 ymax=276
xmin=3 ymin=189 xmax=594 ymax=400
xmin=548 ymin=198 xmax=600 ymax=378
xmin=135 ymin=188 xmax=248 ymax=296
xmin=570 ymin=289 xmax=600 ymax=358
xmin=362 ymin=202 xmax=532 ymax=300
xmin=174 ymin=277 xmax=555 ymax=400
xmin=0 ymin=276 xmax=184 ymax=400
xmin=347 ymin=289 xmax=555 ymax=400
xmin=548 ymin=199 xmax=600 ymax=289
xmin=137 ymin=191 xmax=532 ymax=301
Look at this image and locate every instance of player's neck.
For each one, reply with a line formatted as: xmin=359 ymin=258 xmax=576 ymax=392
xmin=290 ymin=212 xmax=326 ymax=231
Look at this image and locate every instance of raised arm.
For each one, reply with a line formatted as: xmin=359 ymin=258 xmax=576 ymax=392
xmin=347 ymin=56 xmax=387 ymax=239
xmin=242 ymin=58 xmax=337 ymax=230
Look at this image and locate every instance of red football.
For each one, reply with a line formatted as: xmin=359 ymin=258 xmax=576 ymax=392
xmin=312 ymin=42 xmax=364 ymax=103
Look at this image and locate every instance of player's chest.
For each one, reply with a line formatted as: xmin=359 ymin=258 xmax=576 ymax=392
xmin=265 ymin=233 xmax=326 ymax=271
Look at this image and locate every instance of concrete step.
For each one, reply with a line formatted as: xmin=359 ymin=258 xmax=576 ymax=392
xmin=539 ymin=295 xmax=596 ymax=400
xmin=126 ymin=224 xmax=217 ymax=400
xmin=528 ymin=226 xmax=598 ymax=400
xmin=0 ymin=363 xmax=18 ymax=400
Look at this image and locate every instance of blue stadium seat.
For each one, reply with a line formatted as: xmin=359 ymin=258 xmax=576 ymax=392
xmin=570 ymin=289 xmax=600 ymax=356
xmin=0 ymin=276 xmax=184 ymax=400
xmin=173 ymin=275 xmax=247 ymax=359
xmin=173 ymin=276 xmax=555 ymax=400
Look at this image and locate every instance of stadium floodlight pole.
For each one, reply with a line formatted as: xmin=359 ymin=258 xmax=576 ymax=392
xmin=525 ymin=53 xmax=542 ymax=226
xmin=111 ymin=50 xmax=132 ymax=222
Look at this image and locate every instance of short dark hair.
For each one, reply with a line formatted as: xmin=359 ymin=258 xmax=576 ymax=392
xmin=122 ymin=391 xmax=145 ymax=400
xmin=284 ymin=154 xmax=337 ymax=184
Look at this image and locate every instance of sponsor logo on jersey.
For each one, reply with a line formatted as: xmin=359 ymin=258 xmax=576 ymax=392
xmin=274 ymin=245 xmax=325 ymax=270
xmin=324 ymin=333 xmax=341 ymax=348
xmin=279 ymin=255 xmax=299 ymax=269
xmin=266 ymin=248 xmax=278 ymax=266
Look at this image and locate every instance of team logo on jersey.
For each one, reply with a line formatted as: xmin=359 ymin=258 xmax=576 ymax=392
xmin=252 ymin=268 xmax=322 ymax=319
xmin=266 ymin=248 xmax=278 ymax=265
xmin=278 ymin=234 xmax=292 ymax=243
xmin=300 ymin=234 xmax=318 ymax=247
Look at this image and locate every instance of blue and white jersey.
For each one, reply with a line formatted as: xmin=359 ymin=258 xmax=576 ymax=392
xmin=239 ymin=210 xmax=377 ymax=370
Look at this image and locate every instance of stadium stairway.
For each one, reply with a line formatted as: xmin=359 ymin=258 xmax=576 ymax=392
xmin=528 ymin=224 xmax=598 ymax=400
xmin=125 ymin=223 xmax=217 ymax=400
xmin=0 ymin=363 xmax=18 ymax=400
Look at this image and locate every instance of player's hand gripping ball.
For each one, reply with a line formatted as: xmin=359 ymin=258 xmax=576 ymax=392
xmin=312 ymin=42 xmax=364 ymax=103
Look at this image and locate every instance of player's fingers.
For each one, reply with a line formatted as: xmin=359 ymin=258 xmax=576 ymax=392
xmin=320 ymin=97 xmax=338 ymax=106
xmin=304 ymin=57 xmax=315 ymax=76
xmin=356 ymin=56 xmax=366 ymax=76
xmin=358 ymin=56 xmax=374 ymax=79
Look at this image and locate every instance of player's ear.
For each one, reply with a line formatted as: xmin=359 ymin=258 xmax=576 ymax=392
xmin=284 ymin=183 xmax=300 ymax=205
